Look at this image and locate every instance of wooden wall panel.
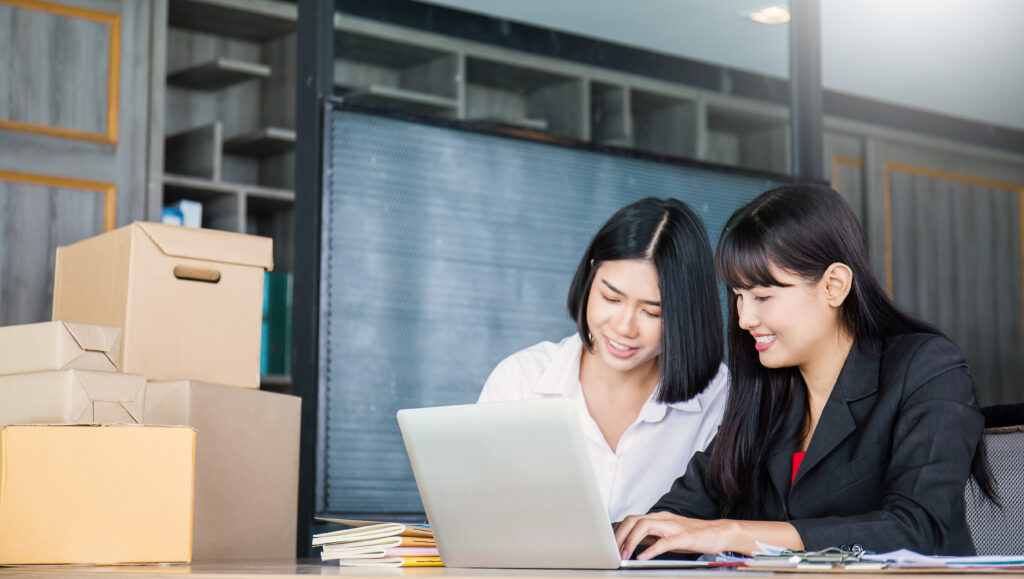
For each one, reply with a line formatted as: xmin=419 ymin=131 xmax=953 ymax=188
xmin=887 ymin=165 xmax=1024 ymax=405
xmin=832 ymin=156 xmax=865 ymax=223
xmin=0 ymin=0 xmax=151 ymax=220
xmin=0 ymin=0 xmax=119 ymax=144
xmin=0 ymin=176 xmax=108 ymax=325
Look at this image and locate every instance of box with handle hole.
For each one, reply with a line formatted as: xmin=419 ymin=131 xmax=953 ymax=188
xmin=52 ymin=222 xmax=273 ymax=389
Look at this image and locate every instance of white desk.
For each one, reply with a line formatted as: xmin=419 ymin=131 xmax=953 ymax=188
xmin=0 ymin=562 xmax=1021 ymax=579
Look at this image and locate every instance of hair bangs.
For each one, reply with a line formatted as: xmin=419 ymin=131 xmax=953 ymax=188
xmin=715 ymin=220 xmax=786 ymax=290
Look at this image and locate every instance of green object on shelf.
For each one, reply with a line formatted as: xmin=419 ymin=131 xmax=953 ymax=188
xmin=261 ymin=271 xmax=292 ymax=377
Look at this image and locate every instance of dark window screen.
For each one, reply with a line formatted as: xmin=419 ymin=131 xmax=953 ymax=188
xmin=319 ymin=105 xmax=787 ymax=516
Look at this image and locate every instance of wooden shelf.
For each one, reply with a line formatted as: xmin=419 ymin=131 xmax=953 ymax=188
xmin=167 ymin=57 xmax=270 ymax=90
xmin=164 ymin=173 xmax=238 ymax=199
xmin=163 ymin=173 xmax=293 ymax=201
xmin=468 ymin=116 xmax=550 ymax=132
xmin=340 ymin=84 xmax=458 ymax=115
xmin=223 ymin=127 xmax=296 ymax=157
xmin=168 ymin=0 xmax=295 ymax=41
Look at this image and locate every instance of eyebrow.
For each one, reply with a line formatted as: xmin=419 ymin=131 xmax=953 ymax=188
xmin=601 ymin=280 xmax=661 ymax=307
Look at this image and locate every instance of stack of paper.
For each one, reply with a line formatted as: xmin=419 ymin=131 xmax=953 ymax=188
xmin=729 ymin=545 xmax=1024 ymax=571
xmin=313 ymin=518 xmax=441 ymax=567
xmin=863 ymin=549 xmax=1024 ymax=569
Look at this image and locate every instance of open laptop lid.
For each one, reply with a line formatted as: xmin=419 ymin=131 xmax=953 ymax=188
xmin=398 ymin=398 xmax=624 ymax=569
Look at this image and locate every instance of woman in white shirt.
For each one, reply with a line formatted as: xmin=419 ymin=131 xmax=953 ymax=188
xmin=478 ymin=197 xmax=729 ymax=523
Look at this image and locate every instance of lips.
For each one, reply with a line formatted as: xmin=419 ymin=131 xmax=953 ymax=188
xmin=604 ymin=336 xmax=638 ymax=359
xmin=752 ymin=334 xmax=776 ymax=352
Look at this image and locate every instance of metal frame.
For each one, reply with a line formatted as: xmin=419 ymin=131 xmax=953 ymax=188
xmin=789 ymin=0 xmax=824 ymax=179
xmin=294 ymin=0 xmax=333 ymax=558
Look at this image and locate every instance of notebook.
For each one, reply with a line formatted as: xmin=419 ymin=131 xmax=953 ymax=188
xmin=397 ymin=398 xmax=711 ymax=569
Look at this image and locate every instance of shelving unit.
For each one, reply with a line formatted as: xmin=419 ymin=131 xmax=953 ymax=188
xmin=161 ymin=0 xmax=296 ymax=238
xmin=326 ymin=13 xmax=790 ymax=170
xmin=159 ymin=0 xmax=298 ymax=391
xmin=153 ymin=0 xmax=804 ymax=393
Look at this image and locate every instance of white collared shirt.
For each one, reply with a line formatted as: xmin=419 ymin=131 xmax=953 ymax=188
xmin=477 ymin=334 xmax=729 ymax=523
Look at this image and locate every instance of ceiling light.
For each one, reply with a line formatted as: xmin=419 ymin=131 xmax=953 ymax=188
xmin=745 ymin=5 xmax=791 ymax=25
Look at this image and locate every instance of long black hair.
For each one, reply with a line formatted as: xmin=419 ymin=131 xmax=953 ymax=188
xmin=567 ymin=197 xmax=722 ymax=403
xmin=709 ymin=183 xmax=995 ymax=517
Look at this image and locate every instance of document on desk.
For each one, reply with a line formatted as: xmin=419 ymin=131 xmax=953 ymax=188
xmin=863 ymin=549 xmax=1024 ymax=568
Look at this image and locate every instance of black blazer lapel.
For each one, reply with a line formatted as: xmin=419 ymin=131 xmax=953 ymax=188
xmin=794 ymin=342 xmax=881 ymax=486
xmin=767 ymin=389 xmax=807 ymax=505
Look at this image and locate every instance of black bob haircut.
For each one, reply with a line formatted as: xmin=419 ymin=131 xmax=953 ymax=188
xmin=567 ymin=197 xmax=723 ymax=404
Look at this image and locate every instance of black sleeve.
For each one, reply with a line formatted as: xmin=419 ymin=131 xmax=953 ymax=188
xmin=648 ymin=442 xmax=723 ymax=520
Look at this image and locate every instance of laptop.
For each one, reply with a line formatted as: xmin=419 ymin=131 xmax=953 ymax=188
xmin=397 ymin=398 xmax=711 ymax=569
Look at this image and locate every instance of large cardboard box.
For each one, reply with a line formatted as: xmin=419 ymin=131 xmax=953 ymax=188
xmin=0 ymin=321 xmax=121 ymax=375
xmin=0 ymin=424 xmax=196 ymax=564
xmin=52 ymin=222 xmax=273 ymax=389
xmin=145 ymin=380 xmax=301 ymax=561
xmin=0 ymin=369 xmax=146 ymax=425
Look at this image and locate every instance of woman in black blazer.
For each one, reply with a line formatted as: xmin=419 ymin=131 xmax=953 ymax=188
xmin=615 ymin=184 xmax=995 ymax=557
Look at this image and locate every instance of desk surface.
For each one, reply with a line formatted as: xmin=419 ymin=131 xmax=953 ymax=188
xmin=0 ymin=562 xmax=1022 ymax=579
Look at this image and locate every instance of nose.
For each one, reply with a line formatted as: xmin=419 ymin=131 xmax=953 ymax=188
xmin=737 ymin=296 xmax=757 ymax=331
xmin=611 ymin=305 xmax=639 ymax=338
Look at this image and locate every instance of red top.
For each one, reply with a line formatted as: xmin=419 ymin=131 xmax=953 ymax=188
xmin=791 ymin=451 xmax=806 ymax=485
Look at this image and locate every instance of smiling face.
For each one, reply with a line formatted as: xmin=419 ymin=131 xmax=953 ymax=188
xmin=585 ymin=259 xmax=664 ymax=375
xmin=732 ymin=266 xmax=844 ymax=372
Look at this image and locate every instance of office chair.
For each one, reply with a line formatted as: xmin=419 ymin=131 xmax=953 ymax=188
xmin=964 ymin=404 xmax=1024 ymax=555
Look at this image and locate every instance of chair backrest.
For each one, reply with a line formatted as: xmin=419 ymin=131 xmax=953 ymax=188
xmin=964 ymin=427 xmax=1024 ymax=555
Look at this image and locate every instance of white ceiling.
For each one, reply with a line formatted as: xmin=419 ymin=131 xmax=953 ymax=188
xmin=416 ymin=0 xmax=1024 ymax=132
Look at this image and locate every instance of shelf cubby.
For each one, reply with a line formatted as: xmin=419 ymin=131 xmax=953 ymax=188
xmin=706 ymin=105 xmax=790 ymax=174
xmin=162 ymin=173 xmax=243 ymax=232
xmin=465 ymin=57 xmax=585 ymax=140
xmin=631 ymin=89 xmax=697 ymax=158
xmin=333 ymin=30 xmax=459 ymax=116
xmin=164 ymin=122 xmax=222 ymax=181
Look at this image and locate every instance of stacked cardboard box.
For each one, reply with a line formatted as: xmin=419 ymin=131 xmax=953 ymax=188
xmin=0 ymin=222 xmax=300 ymax=564
xmin=0 ymin=321 xmax=196 ymax=564
xmin=51 ymin=222 xmax=301 ymax=562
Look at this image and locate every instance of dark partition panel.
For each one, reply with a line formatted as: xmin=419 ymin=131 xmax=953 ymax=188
xmin=318 ymin=103 xmax=791 ymax=517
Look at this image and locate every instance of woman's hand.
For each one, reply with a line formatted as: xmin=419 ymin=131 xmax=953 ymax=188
xmin=614 ymin=512 xmax=739 ymax=559
xmin=614 ymin=512 xmax=804 ymax=559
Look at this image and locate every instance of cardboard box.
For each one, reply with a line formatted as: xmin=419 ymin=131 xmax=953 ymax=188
xmin=0 ymin=369 xmax=146 ymax=426
xmin=52 ymin=222 xmax=273 ymax=389
xmin=145 ymin=380 xmax=300 ymax=561
xmin=0 ymin=424 xmax=195 ymax=564
xmin=0 ymin=321 xmax=121 ymax=375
